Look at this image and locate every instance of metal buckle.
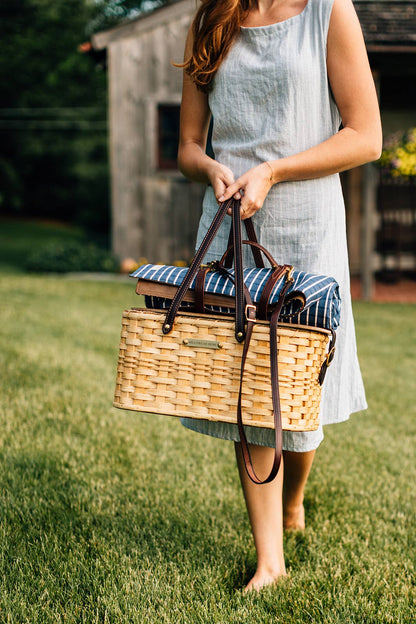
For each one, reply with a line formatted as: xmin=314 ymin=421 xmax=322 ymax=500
xmin=326 ymin=346 xmax=336 ymax=366
xmin=286 ymin=266 xmax=295 ymax=283
xmin=245 ymin=304 xmax=257 ymax=321
xmin=200 ymin=261 xmax=218 ymax=271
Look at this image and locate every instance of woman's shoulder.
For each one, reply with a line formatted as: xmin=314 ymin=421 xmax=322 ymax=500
xmin=308 ymin=0 xmax=358 ymax=38
xmin=309 ymin=0 xmax=336 ymax=21
xmin=310 ymin=0 xmax=361 ymax=24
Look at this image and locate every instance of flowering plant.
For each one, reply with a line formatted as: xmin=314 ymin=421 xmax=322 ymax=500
xmin=378 ymin=127 xmax=416 ymax=179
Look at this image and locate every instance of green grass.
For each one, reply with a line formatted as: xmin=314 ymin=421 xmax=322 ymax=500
xmin=0 ymin=274 xmax=415 ymax=623
xmin=0 ymin=218 xmax=86 ymax=272
xmin=0 ymin=218 xmax=108 ymax=273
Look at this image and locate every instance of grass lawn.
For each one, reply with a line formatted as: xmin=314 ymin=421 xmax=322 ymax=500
xmin=0 ymin=218 xmax=108 ymax=273
xmin=0 ymin=273 xmax=415 ymax=623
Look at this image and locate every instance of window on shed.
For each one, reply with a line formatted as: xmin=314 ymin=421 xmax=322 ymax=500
xmin=157 ymin=103 xmax=215 ymax=170
xmin=157 ymin=104 xmax=180 ymax=170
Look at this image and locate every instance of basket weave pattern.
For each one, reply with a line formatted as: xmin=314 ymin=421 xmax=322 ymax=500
xmin=113 ymin=309 xmax=330 ymax=431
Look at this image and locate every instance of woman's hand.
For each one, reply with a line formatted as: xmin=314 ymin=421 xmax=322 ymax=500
xmin=218 ymin=162 xmax=275 ymax=219
xmin=207 ymin=160 xmax=236 ymax=203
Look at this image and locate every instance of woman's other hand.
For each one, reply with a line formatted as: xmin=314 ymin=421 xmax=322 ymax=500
xmin=218 ymin=162 xmax=274 ymax=219
xmin=207 ymin=161 xmax=236 ymax=203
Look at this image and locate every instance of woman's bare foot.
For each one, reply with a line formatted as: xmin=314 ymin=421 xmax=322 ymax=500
xmin=244 ymin=568 xmax=287 ymax=593
xmin=283 ymin=503 xmax=305 ymax=531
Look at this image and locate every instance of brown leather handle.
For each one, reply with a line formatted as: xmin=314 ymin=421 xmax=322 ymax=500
xmin=236 ymin=276 xmax=294 ymax=484
xmin=220 ymin=240 xmax=282 ymax=271
xmin=257 ymin=264 xmax=294 ymax=320
xmin=162 ymin=198 xmax=233 ymax=333
xmin=225 ymin=218 xmax=265 ymax=268
xmin=318 ymin=329 xmax=336 ymax=385
xmin=231 ymin=199 xmax=247 ymax=342
xmin=163 ymin=198 xmax=247 ymax=342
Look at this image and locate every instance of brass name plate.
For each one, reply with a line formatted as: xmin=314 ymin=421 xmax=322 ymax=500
xmin=183 ymin=338 xmax=222 ymax=349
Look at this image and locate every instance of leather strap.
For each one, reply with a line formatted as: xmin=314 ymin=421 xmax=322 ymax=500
xmin=279 ymin=290 xmax=306 ymax=319
xmin=194 ymin=267 xmax=211 ymax=314
xmin=231 ymin=200 xmax=246 ymax=342
xmin=236 ymin=276 xmax=294 ymax=484
xmin=257 ymin=264 xmax=293 ymax=320
xmin=225 ymin=218 xmax=265 ymax=269
xmin=318 ymin=329 xmax=336 ymax=385
xmin=162 ymin=198 xmax=238 ymax=334
xmin=220 ymin=240 xmax=282 ymax=271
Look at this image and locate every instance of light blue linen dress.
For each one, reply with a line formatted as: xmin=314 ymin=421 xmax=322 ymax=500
xmin=181 ymin=0 xmax=367 ymax=452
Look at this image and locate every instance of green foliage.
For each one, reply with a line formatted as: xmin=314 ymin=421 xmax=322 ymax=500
xmin=0 ymin=0 xmax=104 ymax=108
xmin=0 ymin=275 xmax=415 ymax=622
xmin=25 ymin=240 xmax=120 ymax=272
xmin=0 ymin=0 xmax=172 ymax=231
xmin=0 ymin=0 xmax=110 ymax=231
xmin=87 ymin=0 xmax=165 ymax=34
xmin=378 ymin=127 xmax=416 ymax=179
xmin=0 ymin=217 xmax=108 ymax=272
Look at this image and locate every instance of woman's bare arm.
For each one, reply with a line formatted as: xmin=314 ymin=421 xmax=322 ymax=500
xmin=177 ymin=30 xmax=236 ymax=198
xmin=271 ymin=0 xmax=382 ymax=180
xmin=220 ymin=0 xmax=382 ymax=216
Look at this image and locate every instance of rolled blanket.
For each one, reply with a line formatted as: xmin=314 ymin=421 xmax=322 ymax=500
xmin=131 ymin=264 xmax=341 ymax=330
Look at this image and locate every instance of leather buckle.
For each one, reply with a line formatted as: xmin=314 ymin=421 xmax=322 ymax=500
xmin=245 ymin=304 xmax=257 ymax=321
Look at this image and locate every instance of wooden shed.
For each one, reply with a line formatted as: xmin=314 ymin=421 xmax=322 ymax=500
xmin=91 ymin=0 xmax=200 ymax=266
xmin=91 ymin=0 xmax=416 ymax=293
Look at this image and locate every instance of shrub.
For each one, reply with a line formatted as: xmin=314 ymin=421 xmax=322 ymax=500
xmin=378 ymin=127 xmax=416 ymax=180
xmin=25 ymin=240 xmax=120 ymax=273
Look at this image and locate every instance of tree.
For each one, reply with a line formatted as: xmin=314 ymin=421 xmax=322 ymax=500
xmin=0 ymin=0 xmax=169 ymax=233
xmin=0 ymin=0 xmax=108 ymax=230
xmin=87 ymin=0 xmax=165 ymax=34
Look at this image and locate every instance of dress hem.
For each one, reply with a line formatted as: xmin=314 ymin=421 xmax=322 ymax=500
xmin=180 ymin=401 xmax=367 ymax=452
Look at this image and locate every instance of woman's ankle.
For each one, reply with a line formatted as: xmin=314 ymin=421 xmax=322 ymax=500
xmin=283 ymin=501 xmax=305 ymax=530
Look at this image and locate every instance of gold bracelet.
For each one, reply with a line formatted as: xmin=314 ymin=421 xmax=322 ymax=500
xmin=265 ymin=161 xmax=275 ymax=184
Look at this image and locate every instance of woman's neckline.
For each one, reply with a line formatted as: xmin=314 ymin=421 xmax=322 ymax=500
xmin=240 ymin=0 xmax=310 ymax=30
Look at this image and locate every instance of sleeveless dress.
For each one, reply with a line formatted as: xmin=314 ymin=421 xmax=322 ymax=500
xmin=181 ymin=0 xmax=367 ymax=452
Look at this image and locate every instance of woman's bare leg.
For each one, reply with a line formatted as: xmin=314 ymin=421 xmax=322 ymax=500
xmin=235 ymin=442 xmax=286 ymax=592
xmin=282 ymin=450 xmax=315 ymax=530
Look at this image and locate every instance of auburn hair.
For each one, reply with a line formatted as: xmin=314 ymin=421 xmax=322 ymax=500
xmin=181 ymin=0 xmax=251 ymax=92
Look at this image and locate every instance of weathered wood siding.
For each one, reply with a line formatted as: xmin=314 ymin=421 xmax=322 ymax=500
xmin=99 ymin=0 xmax=204 ymax=263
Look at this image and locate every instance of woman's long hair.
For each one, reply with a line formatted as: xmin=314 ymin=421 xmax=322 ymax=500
xmin=181 ymin=0 xmax=251 ymax=92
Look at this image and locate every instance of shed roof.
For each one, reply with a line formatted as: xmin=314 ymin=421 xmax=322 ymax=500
xmin=91 ymin=0 xmax=416 ymax=52
xmin=91 ymin=0 xmax=191 ymax=50
xmin=355 ymin=0 xmax=416 ymax=51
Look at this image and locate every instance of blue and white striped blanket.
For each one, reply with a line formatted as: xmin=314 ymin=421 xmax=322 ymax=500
xmin=131 ymin=264 xmax=341 ymax=330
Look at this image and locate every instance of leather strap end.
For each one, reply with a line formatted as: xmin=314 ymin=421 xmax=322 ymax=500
xmin=318 ymin=329 xmax=337 ymax=385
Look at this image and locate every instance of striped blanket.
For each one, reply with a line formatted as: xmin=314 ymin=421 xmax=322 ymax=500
xmin=131 ymin=264 xmax=341 ymax=330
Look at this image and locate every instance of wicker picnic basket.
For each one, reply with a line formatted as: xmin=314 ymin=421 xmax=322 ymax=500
xmin=113 ymin=308 xmax=330 ymax=432
xmin=113 ymin=199 xmax=336 ymax=483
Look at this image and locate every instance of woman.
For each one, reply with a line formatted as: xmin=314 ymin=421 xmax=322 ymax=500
xmin=177 ymin=0 xmax=382 ymax=592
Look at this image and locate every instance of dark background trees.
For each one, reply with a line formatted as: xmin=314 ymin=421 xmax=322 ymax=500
xmin=0 ymin=0 xmax=162 ymax=238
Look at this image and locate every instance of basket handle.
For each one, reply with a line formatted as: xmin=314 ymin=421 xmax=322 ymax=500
xmin=220 ymin=240 xmax=296 ymax=321
xmin=162 ymin=198 xmax=232 ymax=334
xmin=219 ymin=239 xmax=282 ymax=271
xmin=162 ymin=198 xmax=248 ymax=342
xmin=225 ymin=218 xmax=265 ymax=268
